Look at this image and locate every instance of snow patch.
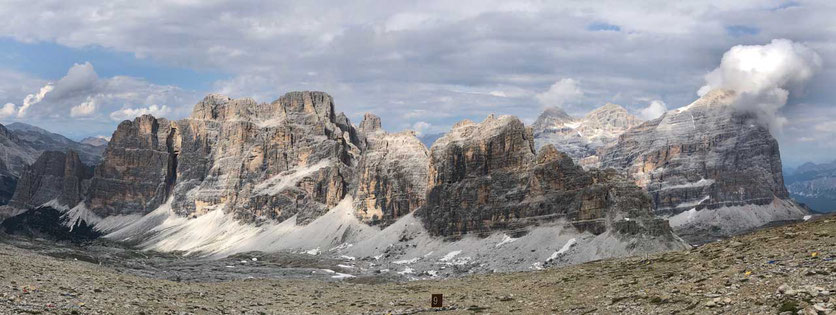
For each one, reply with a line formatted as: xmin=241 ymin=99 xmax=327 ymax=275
xmin=62 ymin=203 xmax=102 ymax=231
xmin=661 ymin=178 xmax=715 ymax=190
xmin=439 ymin=250 xmax=462 ymax=262
xmin=41 ymin=199 xmax=69 ymax=211
xmin=331 ymin=272 xmax=356 ymax=279
xmin=253 ymin=160 xmax=331 ymax=196
xmin=397 ymin=267 xmax=414 ymax=275
xmin=676 ymin=195 xmax=710 ymax=209
xmin=547 ymin=238 xmax=576 ymax=261
xmin=393 ymin=257 xmax=420 ymax=265
xmin=495 ymin=234 xmax=517 ymax=248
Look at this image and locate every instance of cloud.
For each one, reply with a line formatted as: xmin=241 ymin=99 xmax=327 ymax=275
xmin=536 ymin=79 xmax=583 ymax=108
xmin=638 ymin=100 xmax=668 ymax=120
xmin=0 ymin=103 xmax=15 ymax=119
xmin=412 ymin=121 xmax=431 ymax=135
xmin=0 ymin=2 xmax=835 ymax=163
xmin=17 ymin=84 xmax=54 ymax=117
xmin=70 ymin=96 xmax=97 ymax=117
xmin=109 ymin=104 xmax=172 ymax=121
xmin=4 ymin=62 xmax=196 ymax=122
xmin=698 ymin=39 xmax=822 ymax=131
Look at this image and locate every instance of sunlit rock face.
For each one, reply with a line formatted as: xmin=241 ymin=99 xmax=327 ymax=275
xmin=351 ymin=113 xmax=430 ymax=226
xmin=85 ymin=91 xmax=363 ymax=224
xmin=599 ymin=90 xmax=807 ymax=241
xmin=85 ymin=115 xmax=177 ymax=217
xmin=416 ymin=114 xmax=676 ymax=241
xmin=533 ymin=103 xmax=642 ymax=168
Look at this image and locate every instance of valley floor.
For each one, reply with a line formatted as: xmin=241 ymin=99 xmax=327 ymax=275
xmin=0 ymin=216 xmax=834 ymax=314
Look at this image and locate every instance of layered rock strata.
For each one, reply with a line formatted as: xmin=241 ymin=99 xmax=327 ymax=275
xmin=599 ymin=90 xmax=807 ymax=240
xmin=416 ymin=114 xmax=674 ymax=239
xmin=83 ymin=92 xmax=362 ymax=225
xmin=352 ymin=113 xmax=429 ymax=226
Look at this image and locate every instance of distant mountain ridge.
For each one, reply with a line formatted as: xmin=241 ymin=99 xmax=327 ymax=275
xmin=533 ymin=103 xmax=642 ymax=167
xmin=785 ymin=159 xmax=836 ymax=213
xmin=0 ymin=122 xmax=105 ymax=206
xmin=80 ymin=136 xmax=109 ymax=147
xmin=5 ymin=122 xmax=105 ymax=166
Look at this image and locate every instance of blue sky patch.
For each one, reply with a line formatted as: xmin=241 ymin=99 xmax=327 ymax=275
xmin=725 ymin=25 xmax=760 ymax=37
xmin=587 ymin=22 xmax=621 ymax=32
xmin=0 ymin=37 xmax=226 ymax=90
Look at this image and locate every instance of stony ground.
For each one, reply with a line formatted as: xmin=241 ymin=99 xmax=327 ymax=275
xmin=0 ymin=215 xmax=833 ymax=314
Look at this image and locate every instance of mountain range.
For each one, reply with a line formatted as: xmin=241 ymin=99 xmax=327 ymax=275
xmin=0 ymin=89 xmax=811 ymax=274
xmin=0 ymin=122 xmax=104 ymax=206
xmin=785 ymin=160 xmax=836 ymax=213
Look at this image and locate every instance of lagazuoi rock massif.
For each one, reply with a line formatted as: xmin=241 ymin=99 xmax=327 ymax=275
xmin=0 ymin=89 xmax=807 ymax=276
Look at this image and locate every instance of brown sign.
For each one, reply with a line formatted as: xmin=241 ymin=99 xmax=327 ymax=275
xmin=431 ymin=294 xmax=443 ymax=307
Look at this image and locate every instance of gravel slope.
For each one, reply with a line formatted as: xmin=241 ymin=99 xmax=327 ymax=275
xmin=0 ymin=215 xmax=833 ymax=314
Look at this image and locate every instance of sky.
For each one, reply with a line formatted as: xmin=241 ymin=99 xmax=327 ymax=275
xmin=0 ymin=0 xmax=833 ymax=167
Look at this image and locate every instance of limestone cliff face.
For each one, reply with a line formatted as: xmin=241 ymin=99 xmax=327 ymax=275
xmin=5 ymin=151 xmax=93 ymax=210
xmin=416 ymin=114 xmax=673 ymax=238
xmin=352 ymin=113 xmax=429 ymax=226
xmin=85 ymin=91 xmax=361 ymax=225
xmin=177 ymin=91 xmax=360 ymax=224
xmin=599 ymin=90 xmax=807 ymax=240
xmin=85 ymin=115 xmax=177 ymax=217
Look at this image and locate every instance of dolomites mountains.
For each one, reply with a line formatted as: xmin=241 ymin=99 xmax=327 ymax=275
xmin=0 ymin=90 xmax=809 ymax=271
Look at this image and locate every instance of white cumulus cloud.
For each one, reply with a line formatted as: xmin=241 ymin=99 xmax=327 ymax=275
xmin=70 ymin=96 xmax=97 ymax=117
xmin=2 ymin=62 xmax=196 ymax=127
xmin=0 ymin=103 xmax=16 ymax=119
xmin=17 ymin=84 xmax=54 ymax=117
xmin=109 ymin=104 xmax=171 ymax=121
xmin=638 ymin=100 xmax=667 ymax=120
xmin=412 ymin=121 xmax=431 ymax=135
xmin=698 ymin=39 xmax=822 ymax=131
xmin=536 ymin=79 xmax=583 ymax=108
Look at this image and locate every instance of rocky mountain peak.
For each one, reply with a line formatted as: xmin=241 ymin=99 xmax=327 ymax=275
xmin=2 ymin=150 xmax=93 ymax=211
xmin=582 ymin=103 xmax=640 ymax=127
xmin=434 ymin=115 xmax=534 ymax=161
xmin=532 ymin=107 xmax=576 ymax=131
xmin=358 ymin=113 xmax=382 ymax=133
xmin=535 ymin=144 xmax=570 ymax=164
xmin=674 ymin=89 xmax=736 ymax=114
xmin=80 ymin=136 xmax=109 ymax=147
xmin=599 ymin=90 xmax=806 ymax=242
xmin=190 ymin=94 xmax=258 ymax=121
xmin=532 ymin=103 xmax=641 ymax=166
xmin=273 ymin=91 xmax=335 ymax=122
